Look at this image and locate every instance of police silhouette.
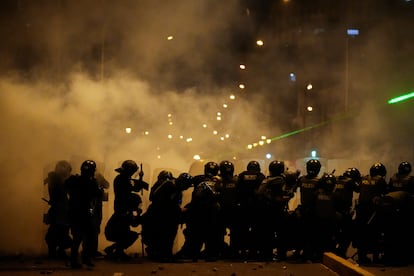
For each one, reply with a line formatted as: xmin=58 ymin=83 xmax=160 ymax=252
xmin=66 ymin=160 xmax=102 ymax=268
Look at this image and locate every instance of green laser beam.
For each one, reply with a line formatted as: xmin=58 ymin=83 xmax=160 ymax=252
xmin=244 ymin=112 xmax=355 ymax=150
xmin=270 ymin=112 xmax=354 ymax=142
xmin=246 ymin=91 xmax=412 ymax=151
xmin=257 ymin=91 xmax=412 ymax=143
xmin=388 ymin=91 xmax=414 ymax=104
xmin=270 ymin=121 xmax=327 ymax=141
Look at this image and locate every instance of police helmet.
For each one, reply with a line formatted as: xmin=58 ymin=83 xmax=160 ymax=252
xmin=219 ymin=160 xmax=234 ymax=177
xmin=269 ymin=160 xmax=285 ymax=176
xmin=55 ymin=160 xmax=72 ymax=178
xmin=204 ymin=161 xmax=219 ymax=177
xmin=157 ymin=170 xmax=174 ymax=181
xmin=247 ymin=161 xmax=261 ymax=172
xmin=343 ymin=167 xmax=361 ymax=182
xmin=306 ymin=159 xmax=321 ymax=176
xmin=115 ymin=160 xmax=138 ymax=175
xmin=370 ymin=162 xmax=387 ymax=177
xmin=320 ymin=173 xmax=336 ymax=193
xmin=192 ymin=181 xmax=215 ymax=200
xmin=176 ymin=172 xmax=193 ymax=190
xmin=80 ymin=160 xmax=96 ymax=176
xmin=398 ymin=161 xmax=412 ymax=175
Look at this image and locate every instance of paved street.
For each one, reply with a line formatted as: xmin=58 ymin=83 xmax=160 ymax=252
xmin=2 ymin=255 xmax=414 ymax=276
xmin=0 ymin=256 xmax=339 ymax=276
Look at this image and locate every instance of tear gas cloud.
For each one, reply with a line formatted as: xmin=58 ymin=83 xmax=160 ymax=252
xmin=0 ymin=0 xmax=413 ymax=255
xmin=0 ymin=72 xmax=272 ymax=254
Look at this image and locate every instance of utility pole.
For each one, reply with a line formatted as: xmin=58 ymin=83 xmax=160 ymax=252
xmin=345 ymin=28 xmax=359 ymax=113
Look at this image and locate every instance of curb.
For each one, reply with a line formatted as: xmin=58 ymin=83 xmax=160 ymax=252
xmin=323 ymin=252 xmax=375 ymax=276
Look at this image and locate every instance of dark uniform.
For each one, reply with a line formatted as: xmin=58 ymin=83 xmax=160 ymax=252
xmin=105 ymin=160 xmax=148 ymax=261
xmin=113 ymin=160 xmax=148 ymax=215
xmin=332 ymin=168 xmax=360 ymax=258
xmin=104 ymin=193 xmax=141 ymax=261
xmin=191 ymin=161 xmax=220 ymax=189
xmin=236 ymin=161 xmax=265 ymax=258
xmin=175 ymin=162 xmax=221 ymax=261
xmin=294 ymin=159 xmax=321 ymax=261
xmin=388 ymin=161 xmax=414 ymax=194
xmin=354 ymin=162 xmax=388 ymax=264
xmin=312 ymin=174 xmax=339 ymax=261
xmin=377 ymin=190 xmax=414 ymax=265
xmin=254 ymin=160 xmax=296 ymax=261
xmin=92 ymin=172 xmax=110 ymax=257
xmin=44 ymin=160 xmax=73 ymax=259
xmin=379 ymin=161 xmax=414 ymax=265
xmin=66 ymin=160 xmax=102 ymax=268
xmin=215 ymin=161 xmax=239 ymax=258
xmin=142 ymin=171 xmax=187 ymax=261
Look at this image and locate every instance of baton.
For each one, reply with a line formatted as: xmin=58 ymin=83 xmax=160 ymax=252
xmin=140 ymin=163 xmax=143 ymax=195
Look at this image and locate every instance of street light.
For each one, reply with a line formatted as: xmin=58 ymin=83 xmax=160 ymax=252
xmin=345 ymin=28 xmax=359 ymax=112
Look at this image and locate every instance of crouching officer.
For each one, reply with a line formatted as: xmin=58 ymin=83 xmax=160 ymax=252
xmin=104 ymin=193 xmax=142 ymax=261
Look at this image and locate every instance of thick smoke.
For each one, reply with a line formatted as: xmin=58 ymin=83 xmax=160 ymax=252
xmin=0 ymin=0 xmax=413 ymax=255
xmin=0 ymin=72 xmax=271 ymax=254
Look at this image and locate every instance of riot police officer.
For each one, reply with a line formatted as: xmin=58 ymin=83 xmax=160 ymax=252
xmin=44 ymin=160 xmax=73 ymax=260
xmin=113 ymin=160 xmax=148 ymax=215
xmin=332 ymin=167 xmax=360 ymax=258
xmin=92 ymin=171 xmax=110 ymax=258
xmin=353 ymin=162 xmax=388 ymax=264
xmin=104 ymin=160 xmax=148 ymax=261
xmin=104 ymin=193 xmax=141 ymax=261
xmin=377 ymin=187 xmax=414 ymax=265
xmin=254 ymin=160 xmax=295 ymax=261
xmin=293 ymin=159 xmax=322 ymax=261
xmin=236 ymin=161 xmax=265 ymax=258
xmin=175 ymin=162 xmax=222 ymax=261
xmin=142 ymin=171 xmax=190 ymax=262
xmin=378 ymin=161 xmax=414 ymax=265
xmin=388 ymin=161 xmax=414 ymax=194
xmin=215 ymin=160 xmax=239 ymax=258
xmin=66 ymin=160 xmax=102 ymax=268
xmin=192 ymin=161 xmax=220 ymax=188
xmin=313 ymin=173 xmax=339 ymax=261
